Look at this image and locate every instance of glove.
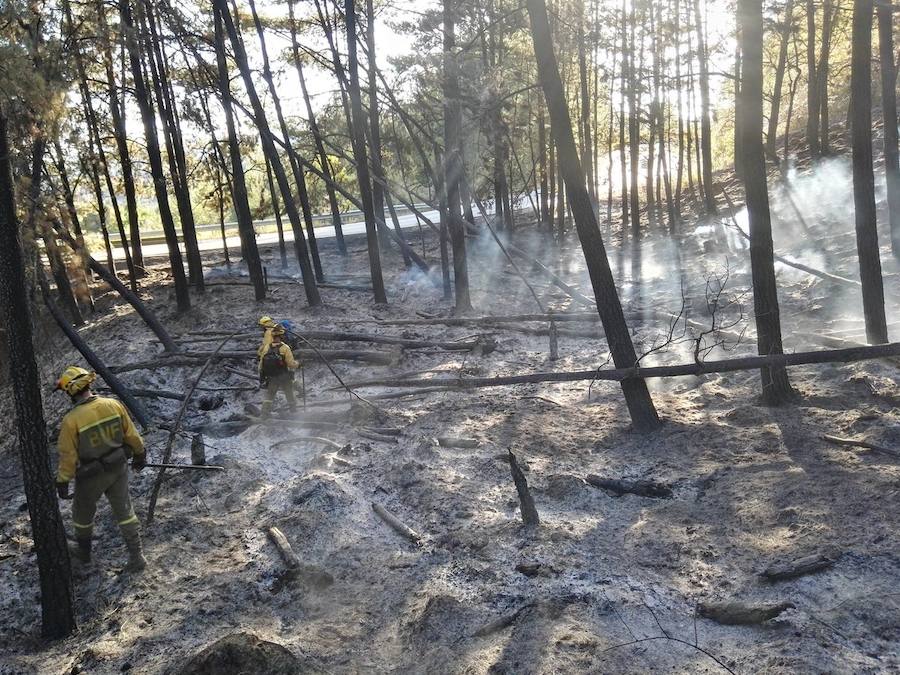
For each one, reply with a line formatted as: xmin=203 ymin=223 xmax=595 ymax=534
xmin=132 ymin=454 xmax=146 ymax=473
xmin=56 ymin=482 xmax=71 ymax=500
xmin=259 ymin=374 xmax=268 ymax=390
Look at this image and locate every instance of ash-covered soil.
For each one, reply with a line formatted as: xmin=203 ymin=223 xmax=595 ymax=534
xmin=2 ymin=158 xmax=900 ymax=674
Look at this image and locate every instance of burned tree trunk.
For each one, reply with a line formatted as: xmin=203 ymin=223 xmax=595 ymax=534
xmin=213 ymin=2 xmax=266 ymax=302
xmin=806 ymin=0 xmax=821 ymax=158
xmin=877 ymin=1 xmax=900 ymax=260
xmin=288 ymin=0 xmax=346 ymax=255
xmin=345 ymin=0 xmax=388 ymax=303
xmin=850 ymin=0 xmax=889 ymax=343
xmin=738 ymin=0 xmax=795 ymax=404
xmin=215 ymin=0 xmax=321 ymax=306
xmin=526 ymin=0 xmax=661 ymax=431
xmin=0 ymin=110 xmax=76 ymax=640
xmin=766 ymin=0 xmax=794 ymax=161
xmin=119 ymin=0 xmax=190 ymax=312
xmin=443 ymin=0 xmax=472 ymax=312
xmin=693 ymin=0 xmax=717 ymax=212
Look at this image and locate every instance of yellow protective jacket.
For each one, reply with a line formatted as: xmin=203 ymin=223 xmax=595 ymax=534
xmin=258 ymin=342 xmax=299 ymax=376
xmin=257 ymin=327 xmax=274 ymax=358
xmin=57 ymin=396 xmax=145 ymax=483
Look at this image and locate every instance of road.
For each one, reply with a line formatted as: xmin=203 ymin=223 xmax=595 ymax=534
xmin=109 ymin=208 xmax=442 ymax=262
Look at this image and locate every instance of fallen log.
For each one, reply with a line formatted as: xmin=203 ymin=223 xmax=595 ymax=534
xmin=357 ymin=429 xmax=398 ymax=444
xmin=437 ymin=437 xmax=479 ymax=449
xmin=147 ymin=331 xmax=240 ymax=525
xmin=586 ymin=476 xmax=673 ymax=499
xmin=822 ymin=434 xmax=900 ymax=459
xmin=472 ymin=602 xmax=536 ymax=638
xmin=718 ymin=187 xmax=860 ymax=287
xmin=267 ymin=526 xmax=301 ymax=570
xmin=51 ymin=218 xmax=179 ymax=351
xmin=270 ymin=436 xmax=344 ymax=451
xmin=176 ymin=330 xmax=496 ymax=352
xmin=372 ymin=503 xmax=422 ymax=545
xmin=97 ymin=387 xmax=185 ymax=401
xmin=698 ymin=600 xmax=794 ymax=625
xmin=760 ymin=553 xmax=835 ymax=582
xmin=508 ymin=451 xmax=539 ymax=527
xmin=111 ymin=348 xmax=397 ymax=373
xmin=798 ymin=332 xmax=900 ymax=369
xmin=342 ymin=340 xmax=900 ymax=390
xmin=39 ymin=272 xmax=151 ymax=428
xmin=345 ymin=312 xmax=601 ymax=327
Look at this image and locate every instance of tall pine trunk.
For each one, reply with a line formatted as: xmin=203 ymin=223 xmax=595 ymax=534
xmin=0 ymin=110 xmax=76 ymax=639
xmin=766 ymin=0 xmax=794 ymax=161
xmin=694 ymin=0 xmax=716 ymax=212
xmin=850 ymin=0 xmax=888 ymax=343
xmin=877 ymin=1 xmax=900 ymax=259
xmin=738 ymin=0 xmax=794 ymax=404
xmin=345 ymin=0 xmax=387 ymax=303
xmin=119 ymin=0 xmax=190 ymax=312
xmin=443 ymin=0 xmax=472 ymax=311
xmin=526 ymin=0 xmax=660 ymax=432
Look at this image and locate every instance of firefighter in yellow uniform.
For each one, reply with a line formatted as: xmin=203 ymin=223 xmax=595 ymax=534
xmin=55 ymin=366 xmax=147 ymax=572
xmin=257 ymin=315 xmax=277 ymax=358
xmin=258 ymin=325 xmax=299 ymax=419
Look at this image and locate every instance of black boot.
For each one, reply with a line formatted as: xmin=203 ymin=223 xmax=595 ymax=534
xmin=69 ymin=538 xmax=91 ymax=564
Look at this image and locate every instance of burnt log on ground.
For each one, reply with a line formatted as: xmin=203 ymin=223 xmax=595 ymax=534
xmin=340 ymin=340 xmax=900 ymax=390
xmin=760 ymin=553 xmax=835 ymax=581
xmin=39 ymin=272 xmax=150 ymax=428
xmin=172 ymin=331 xmax=496 ymax=353
xmin=508 ymin=450 xmax=540 ymax=526
xmin=823 ymin=434 xmax=900 ymax=459
xmin=372 ymin=503 xmax=423 ymax=545
xmin=111 ymin=348 xmax=397 ymax=373
xmin=586 ymin=476 xmax=673 ymax=498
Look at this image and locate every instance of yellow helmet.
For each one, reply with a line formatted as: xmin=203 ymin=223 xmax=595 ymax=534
xmin=56 ymin=366 xmax=96 ymax=396
xmin=258 ymin=316 xmax=277 ymax=329
xmin=271 ymin=324 xmax=286 ymax=337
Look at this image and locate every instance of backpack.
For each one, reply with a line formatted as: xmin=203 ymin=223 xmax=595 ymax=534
xmin=261 ymin=344 xmax=288 ymax=377
xmin=279 ymin=320 xmax=300 ymax=351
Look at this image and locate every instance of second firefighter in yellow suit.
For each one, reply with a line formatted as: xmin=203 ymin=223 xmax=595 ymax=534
xmin=55 ymin=366 xmax=147 ymax=572
xmin=258 ymin=324 xmax=299 ymax=418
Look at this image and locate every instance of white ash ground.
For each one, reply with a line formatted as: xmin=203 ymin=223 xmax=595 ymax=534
xmin=1 ymin=188 xmax=900 ymax=674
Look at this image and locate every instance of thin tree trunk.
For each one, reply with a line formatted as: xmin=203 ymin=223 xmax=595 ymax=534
xmin=767 ymin=0 xmax=795 ymax=161
xmin=818 ymin=0 xmax=835 ymax=153
xmin=213 ymin=2 xmax=267 ymax=301
xmin=345 ymin=0 xmax=388 ymax=303
xmin=215 ymin=0 xmax=320 ymax=305
xmin=806 ymin=0 xmax=821 ymax=158
xmin=143 ymin=2 xmax=204 ymax=291
xmin=443 ymin=0 xmax=472 ymax=312
xmin=694 ymin=0 xmax=716 ymax=212
xmin=265 ymin=155 xmax=288 ymax=269
xmin=850 ymin=0 xmax=888 ymax=343
xmin=526 ymin=0 xmax=661 ymax=431
xmin=119 ymin=0 xmax=190 ymax=312
xmin=738 ymin=0 xmax=794 ymax=403
xmin=0 ymin=110 xmax=76 ymax=639
xmin=877 ymin=1 xmax=900 ymax=259
xmin=98 ymin=0 xmax=143 ymax=276
xmin=288 ymin=0 xmax=346 ymax=255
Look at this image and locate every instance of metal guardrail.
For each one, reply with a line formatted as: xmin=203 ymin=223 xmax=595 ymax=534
xmin=107 ymin=203 xmax=432 ymax=247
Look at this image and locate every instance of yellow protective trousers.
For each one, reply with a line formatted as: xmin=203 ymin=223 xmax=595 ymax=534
xmin=260 ymin=373 xmax=296 ymax=418
xmin=72 ymin=464 xmax=139 ymax=544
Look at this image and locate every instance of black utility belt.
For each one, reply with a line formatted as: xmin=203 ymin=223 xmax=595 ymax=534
xmin=75 ymin=446 xmax=128 ymax=480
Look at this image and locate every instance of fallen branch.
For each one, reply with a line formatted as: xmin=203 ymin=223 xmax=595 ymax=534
xmin=39 ymin=272 xmax=151 ymax=428
xmin=719 ymin=186 xmax=860 ymax=287
xmin=146 ymin=331 xmax=240 ymax=525
xmin=270 ymin=436 xmax=345 ymax=452
xmin=586 ymin=476 xmax=673 ymax=499
xmin=357 ymin=429 xmax=398 ymax=444
xmin=760 ymin=553 xmax=835 ymax=582
xmin=822 ymin=434 xmax=900 ymax=459
xmin=267 ymin=525 xmax=301 ymax=570
xmin=372 ymin=502 xmax=422 ymax=545
xmin=111 ymin=348 xmax=397 ymax=373
xmin=472 ymin=602 xmax=536 ymax=638
xmin=437 ymin=437 xmax=479 ymax=448
xmin=508 ymin=450 xmax=539 ymax=526
xmin=350 ymin=311 xmax=601 ymax=327
xmin=343 ymin=340 xmax=900 ymax=389
xmin=98 ymin=387 xmax=185 ymax=401
xmin=698 ymin=600 xmax=794 ymax=625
